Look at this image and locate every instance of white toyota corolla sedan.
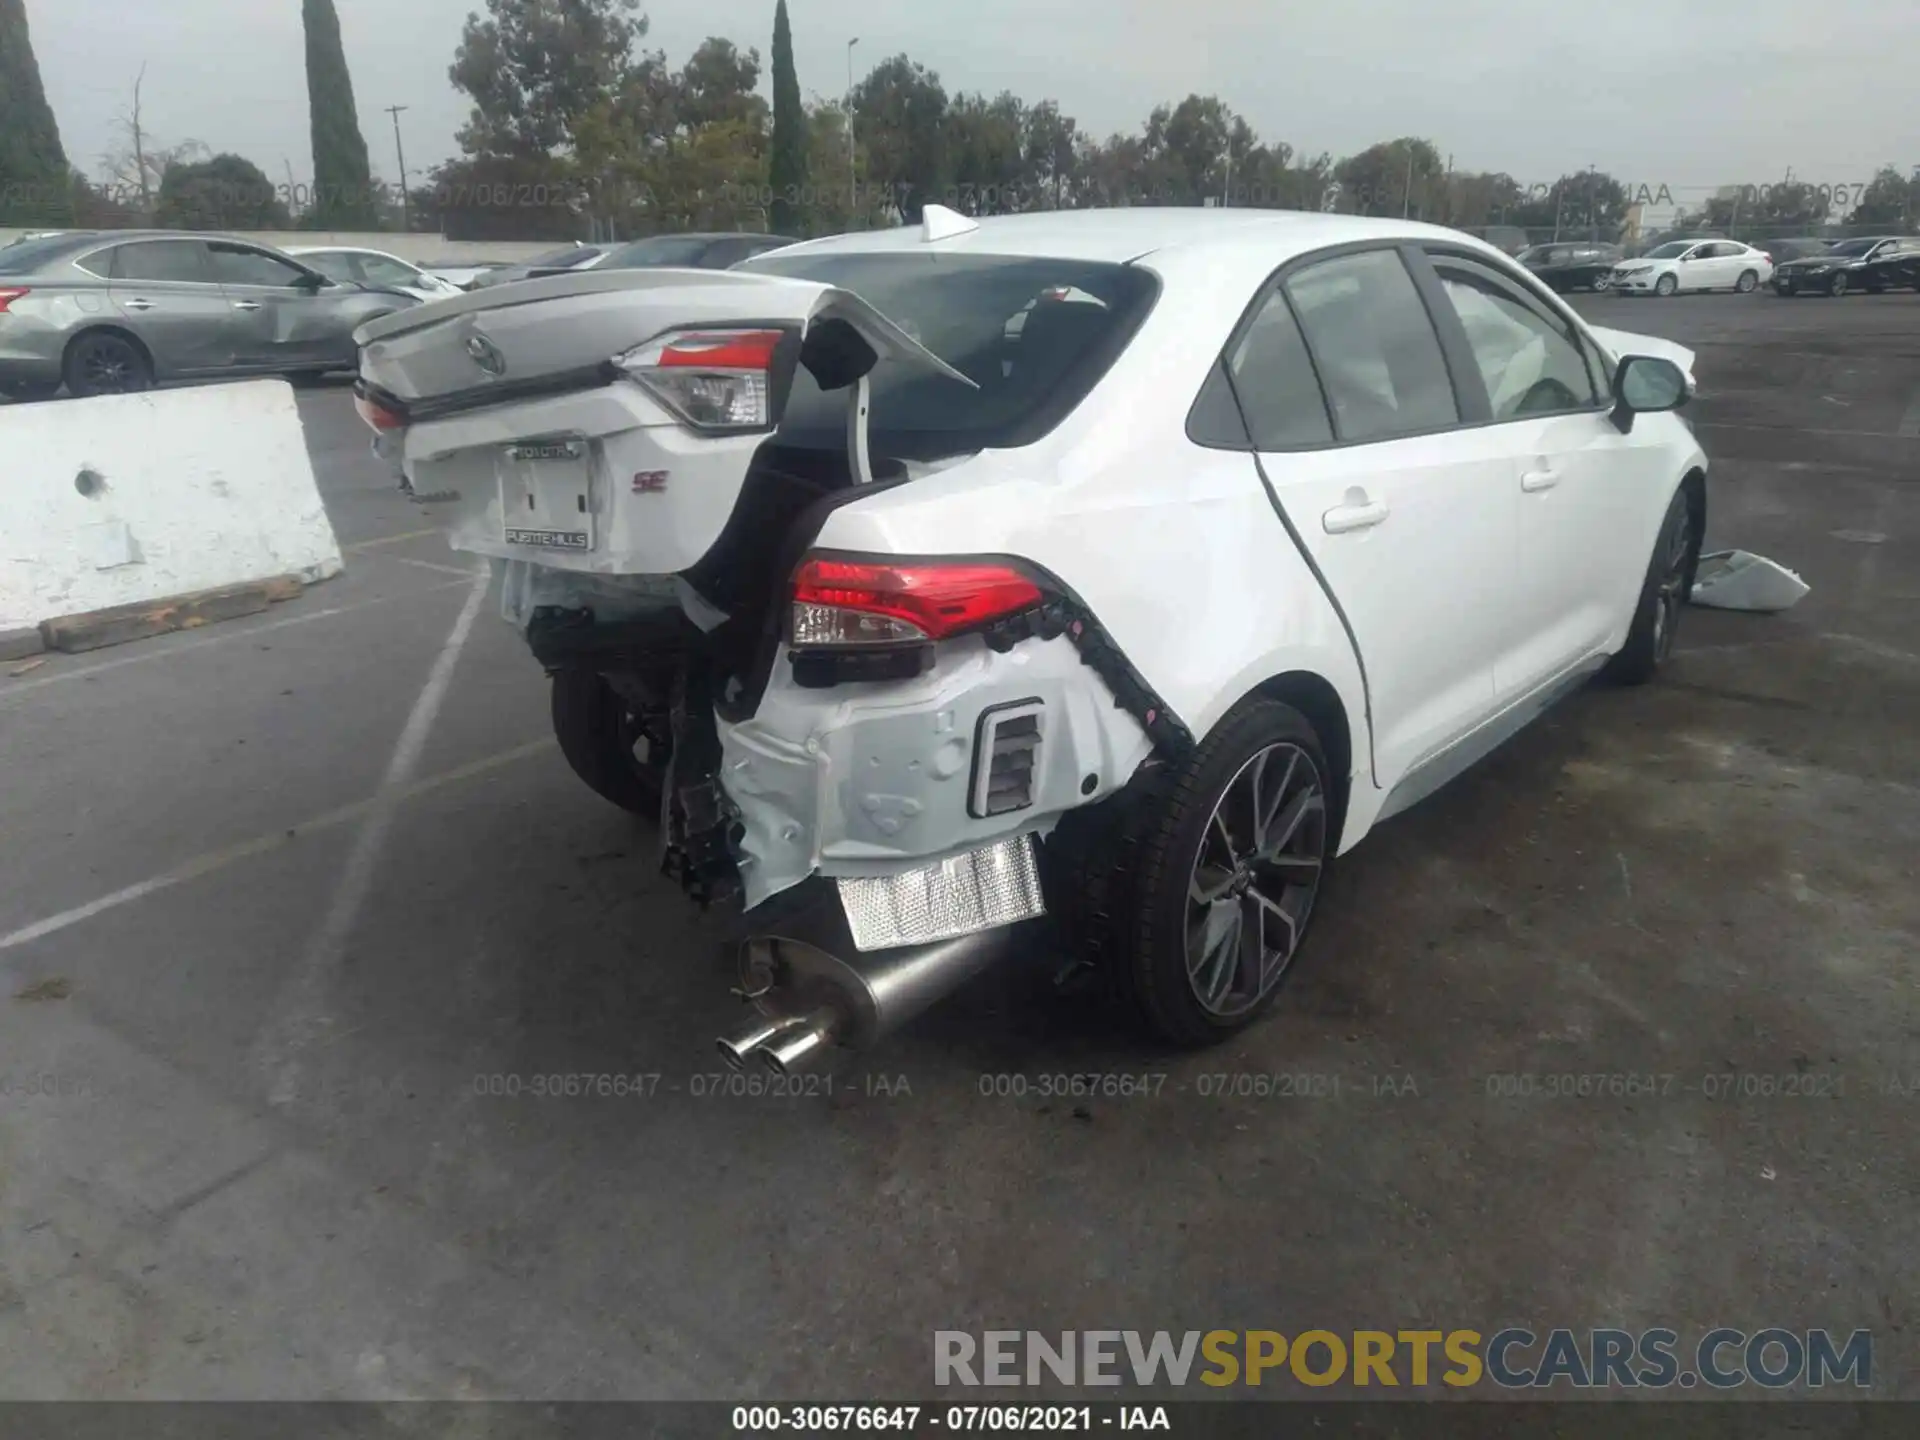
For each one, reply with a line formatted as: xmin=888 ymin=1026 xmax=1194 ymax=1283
xmin=1608 ymin=238 xmax=1775 ymax=296
xmin=354 ymin=207 xmax=1707 ymax=1070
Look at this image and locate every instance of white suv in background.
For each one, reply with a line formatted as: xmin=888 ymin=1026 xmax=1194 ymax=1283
xmin=1610 ymin=239 xmax=1774 ymax=296
xmin=354 ymin=208 xmax=1708 ymax=1071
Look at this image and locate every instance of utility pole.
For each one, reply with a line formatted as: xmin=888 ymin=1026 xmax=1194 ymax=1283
xmin=1401 ymin=146 xmax=1414 ymax=218
xmin=1222 ymin=130 xmax=1233 ymax=207
xmin=846 ymin=38 xmax=860 ymax=226
xmin=385 ymin=104 xmax=411 ymax=233
xmin=1587 ymin=164 xmax=1597 ymax=240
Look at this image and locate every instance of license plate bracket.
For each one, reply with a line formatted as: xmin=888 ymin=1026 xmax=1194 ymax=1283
xmin=499 ymin=438 xmax=593 ymax=551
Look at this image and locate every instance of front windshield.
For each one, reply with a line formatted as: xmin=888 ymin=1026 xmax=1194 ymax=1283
xmin=527 ymin=245 xmax=597 ymax=267
xmin=1643 ymin=242 xmax=1691 ymax=259
xmin=602 ymin=236 xmax=713 ymax=268
xmin=1826 ymin=239 xmax=1879 ymax=257
xmin=740 ymin=251 xmax=1157 ymax=458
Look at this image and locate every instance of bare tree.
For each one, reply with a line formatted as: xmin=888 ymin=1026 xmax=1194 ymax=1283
xmin=96 ymin=65 xmax=207 ymax=218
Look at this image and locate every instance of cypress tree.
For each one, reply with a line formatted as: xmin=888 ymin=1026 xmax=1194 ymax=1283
xmin=0 ymin=0 xmax=72 ymax=225
xmin=303 ymin=0 xmax=378 ymax=228
xmin=768 ymin=0 xmax=807 ymax=235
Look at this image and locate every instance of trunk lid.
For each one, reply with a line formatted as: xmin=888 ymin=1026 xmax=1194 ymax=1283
xmin=355 ymin=268 xmax=974 ymax=577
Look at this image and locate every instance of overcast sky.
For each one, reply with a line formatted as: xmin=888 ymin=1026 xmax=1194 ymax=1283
xmin=28 ymin=0 xmax=1920 ymax=202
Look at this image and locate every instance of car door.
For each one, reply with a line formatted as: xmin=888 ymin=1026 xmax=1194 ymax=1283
xmin=205 ymin=241 xmax=347 ymax=370
xmin=354 ymin=250 xmax=438 ymax=300
xmin=1673 ymin=242 xmax=1714 ymax=291
xmin=1229 ymin=245 xmax=1515 ymax=790
xmin=101 ymin=238 xmax=234 ymax=375
xmin=1423 ymin=249 xmax=1670 ymax=696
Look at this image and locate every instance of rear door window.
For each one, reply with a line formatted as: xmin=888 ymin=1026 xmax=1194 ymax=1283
xmin=1221 ymin=290 xmax=1334 ymax=448
xmin=1281 ymin=248 xmax=1458 ymax=443
xmin=208 ymin=244 xmax=311 ymax=288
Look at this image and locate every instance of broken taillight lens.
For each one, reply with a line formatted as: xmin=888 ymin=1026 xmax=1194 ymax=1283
xmin=0 ymin=288 xmax=31 ymax=314
xmin=790 ymin=555 xmax=1046 ymax=647
xmin=354 ymin=390 xmax=405 ymax=431
xmin=616 ymin=327 xmax=784 ymax=431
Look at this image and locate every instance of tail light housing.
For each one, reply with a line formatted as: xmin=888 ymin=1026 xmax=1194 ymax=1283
xmin=616 ymin=327 xmax=789 ymax=432
xmin=791 ymin=556 xmax=1046 ymax=648
xmin=353 ymin=388 xmax=405 ymax=431
xmin=0 ymin=288 xmax=31 ymax=314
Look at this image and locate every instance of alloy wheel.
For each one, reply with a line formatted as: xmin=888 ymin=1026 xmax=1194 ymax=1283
xmin=1183 ymin=742 xmax=1328 ymax=1018
xmin=80 ymin=342 xmax=139 ymax=393
xmin=1652 ymin=504 xmax=1693 ymax=663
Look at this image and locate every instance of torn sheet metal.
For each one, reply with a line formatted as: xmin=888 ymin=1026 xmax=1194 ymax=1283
xmin=1690 ymin=551 xmax=1810 ymax=612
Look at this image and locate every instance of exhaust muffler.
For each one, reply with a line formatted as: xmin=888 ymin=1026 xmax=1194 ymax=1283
xmin=715 ymin=883 xmax=1027 ymax=1075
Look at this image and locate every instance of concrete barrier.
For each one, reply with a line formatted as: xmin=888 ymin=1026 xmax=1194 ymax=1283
xmin=0 ymin=380 xmax=342 ymax=650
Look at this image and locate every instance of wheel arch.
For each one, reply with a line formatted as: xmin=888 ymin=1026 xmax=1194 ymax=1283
xmin=1244 ymin=669 xmax=1356 ymax=853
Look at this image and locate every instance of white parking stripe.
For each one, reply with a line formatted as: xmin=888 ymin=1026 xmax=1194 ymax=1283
xmin=251 ymin=572 xmax=494 ymax=1103
xmin=1897 ymin=389 xmax=1920 ymax=438
xmin=0 ymin=736 xmax=553 ymax=958
xmin=0 ymin=577 xmax=476 ymax=703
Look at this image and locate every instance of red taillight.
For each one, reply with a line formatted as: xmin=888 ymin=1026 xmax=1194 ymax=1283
xmin=652 ymin=329 xmax=784 ymax=369
xmin=791 ymin=556 xmax=1045 ymax=647
xmin=616 ymin=326 xmax=785 ymax=431
xmin=0 ymin=287 xmax=31 ymax=314
xmin=354 ymin=391 xmax=405 ymax=432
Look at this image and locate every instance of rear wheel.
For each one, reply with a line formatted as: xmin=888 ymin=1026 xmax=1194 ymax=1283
xmin=550 ymin=668 xmax=671 ymax=817
xmin=1603 ymin=485 xmax=1698 ymax=686
xmin=1070 ymin=700 xmax=1333 ymax=1047
xmin=63 ymin=332 xmax=153 ymax=398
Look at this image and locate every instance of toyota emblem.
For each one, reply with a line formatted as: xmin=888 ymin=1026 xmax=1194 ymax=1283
xmin=466 ymin=333 xmax=506 ymax=377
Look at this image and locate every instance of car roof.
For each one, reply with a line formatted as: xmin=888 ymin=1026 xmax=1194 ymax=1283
xmin=765 ymin=208 xmax=1494 ymax=267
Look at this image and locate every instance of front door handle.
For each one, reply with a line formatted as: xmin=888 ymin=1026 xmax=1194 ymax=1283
xmin=1322 ymin=496 xmax=1390 ymax=534
xmin=232 ymin=301 xmax=263 ymax=312
xmin=1521 ymin=465 xmax=1560 ymax=492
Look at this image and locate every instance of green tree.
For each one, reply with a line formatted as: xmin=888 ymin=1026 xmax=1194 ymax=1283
xmin=155 ymin=154 xmax=291 ymax=230
xmin=0 ymin=0 xmax=72 ymax=224
xmin=450 ymin=0 xmax=647 ymax=157
xmin=1334 ymin=138 xmax=1445 ymax=218
xmin=850 ymin=55 xmax=949 ymax=221
xmin=1850 ymin=166 xmax=1917 ymax=230
xmin=1509 ymin=170 xmax=1631 ymax=238
xmin=303 ymin=0 xmax=378 ymax=227
xmin=946 ymin=91 xmax=1027 ymax=214
xmin=767 ymin=0 xmax=806 ymax=234
xmin=1022 ymin=100 xmax=1079 ymax=210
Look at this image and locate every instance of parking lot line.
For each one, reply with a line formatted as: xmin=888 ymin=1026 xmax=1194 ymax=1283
xmin=1898 ymin=388 xmax=1920 ymax=438
xmin=251 ymin=572 xmax=494 ymax=1103
xmin=0 ymin=577 xmax=477 ymax=704
xmin=0 ymin=735 xmax=554 ymax=960
xmin=346 ymin=528 xmax=443 ymax=551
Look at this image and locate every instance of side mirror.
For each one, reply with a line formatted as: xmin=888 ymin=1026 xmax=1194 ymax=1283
xmin=1610 ymin=355 xmax=1689 ymax=433
xmin=293 ymin=270 xmax=328 ymax=293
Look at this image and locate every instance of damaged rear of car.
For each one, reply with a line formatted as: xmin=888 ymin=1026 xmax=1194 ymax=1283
xmin=354 ymin=252 xmax=1170 ymax=1071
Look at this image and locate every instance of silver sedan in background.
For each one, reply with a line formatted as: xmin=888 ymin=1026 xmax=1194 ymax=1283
xmin=0 ymin=230 xmax=420 ymax=400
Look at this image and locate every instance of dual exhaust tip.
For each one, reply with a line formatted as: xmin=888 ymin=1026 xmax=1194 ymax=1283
xmin=716 ymin=1006 xmax=839 ymax=1077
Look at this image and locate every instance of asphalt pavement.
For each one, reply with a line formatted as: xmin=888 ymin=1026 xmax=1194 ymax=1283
xmin=1 ymin=293 xmax=1916 ymax=1401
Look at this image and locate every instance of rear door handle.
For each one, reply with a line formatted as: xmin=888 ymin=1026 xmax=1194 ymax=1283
xmin=122 ymin=298 xmax=154 ymax=311
xmin=1521 ymin=465 xmax=1560 ymax=492
xmin=1322 ymin=497 xmax=1389 ymax=534
xmin=232 ymin=301 xmax=263 ymax=312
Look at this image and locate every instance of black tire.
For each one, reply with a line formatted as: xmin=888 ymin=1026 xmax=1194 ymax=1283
xmin=1654 ymin=272 xmax=1677 ymax=297
xmin=550 ymin=668 xmax=670 ymax=817
xmin=0 ymin=380 xmax=61 ymax=402
xmin=63 ymin=331 xmax=153 ymax=398
xmin=1735 ymin=269 xmax=1758 ymax=293
xmin=1602 ymin=485 xmax=1698 ymax=686
xmin=1074 ymin=700 xmax=1334 ymax=1047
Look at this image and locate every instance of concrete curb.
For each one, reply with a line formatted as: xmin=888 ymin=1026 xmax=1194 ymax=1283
xmin=0 ymin=627 xmax=45 ymax=662
xmin=36 ymin=572 xmax=322 ymax=655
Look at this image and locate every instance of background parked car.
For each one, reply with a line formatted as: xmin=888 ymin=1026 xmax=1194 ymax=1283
xmin=1517 ymin=241 xmax=1622 ymax=292
xmin=288 ymin=246 xmax=465 ymax=303
xmin=1772 ymin=236 xmax=1920 ymax=296
xmin=1609 ymin=239 xmax=1773 ymax=296
xmin=464 ymin=243 xmax=611 ymax=290
xmin=419 ymin=259 xmax=507 ymax=290
xmin=0 ymin=229 xmax=417 ymax=399
xmin=1762 ymin=237 xmax=1833 ymax=263
xmin=592 ymin=232 xmax=799 ymax=271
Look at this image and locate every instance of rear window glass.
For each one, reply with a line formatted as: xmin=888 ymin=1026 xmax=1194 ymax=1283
xmin=300 ymin=252 xmax=359 ymax=281
xmin=603 ymin=236 xmax=715 ymax=268
xmin=741 ymin=251 xmax=1158 ymax=458
xmin=0 ymin=235 xmax=88 ymax=275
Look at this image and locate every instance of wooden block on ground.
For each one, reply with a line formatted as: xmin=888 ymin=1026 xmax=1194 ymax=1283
xmin=0 ymin=627 xmax=45 ymax=663
xmin=39 ymin=582 xmax=276 ymax=654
